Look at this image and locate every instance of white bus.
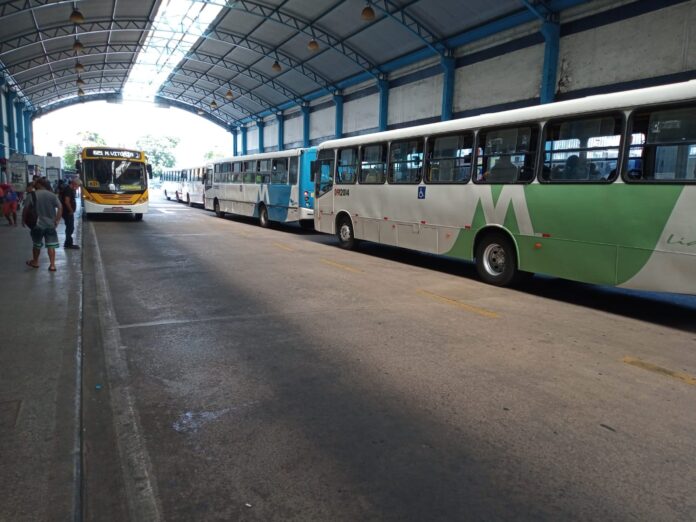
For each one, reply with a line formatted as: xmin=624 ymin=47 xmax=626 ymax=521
xmin=312 ymin=81 xmax=696 ymax=295
xmin=161 ymin=165 xmax=208 ymax=206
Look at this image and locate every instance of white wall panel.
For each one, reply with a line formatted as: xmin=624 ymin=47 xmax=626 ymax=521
xmin=284 ymin=113 xmax=302 ymax=146
xmin=388 ymin=74 xmax=442 ymax=125
xmin=560 ymin=2 xmax=696 ymax=92
xmin=454 ymin=44 xmax=543 ymax=113
xmin=343 ymin=93 xmax=378 ymax=134
xmin=310 ymin=105 xmax=335 ymax=141
xmin=247 ymin=126 xmax=259 ymax=152
xmin=264 ymin=120 xmax=278 ymax=149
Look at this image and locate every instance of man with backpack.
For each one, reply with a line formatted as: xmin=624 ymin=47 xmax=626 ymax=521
xmin=22 ymin=178 xmax=62 ymax=272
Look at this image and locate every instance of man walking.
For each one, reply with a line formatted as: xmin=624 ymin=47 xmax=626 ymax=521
xmin=62 ymin=177 xmax=80 ymax=249
xmin=23 ymin=178 xmax=62 ymax=272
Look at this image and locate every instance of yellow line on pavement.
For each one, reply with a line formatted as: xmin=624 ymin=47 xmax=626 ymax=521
xmin=272 ymin=242 xmax=295 ymax=252
xmin=416 ymin=289 xmax=499 ymax=318
xmin=320 ymin=258 xmax=361 ymax=273
xmin=622 ymin=356 xmax=696 ymax=386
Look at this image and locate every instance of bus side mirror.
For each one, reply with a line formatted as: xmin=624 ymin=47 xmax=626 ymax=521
xmin=75 ymin=160 xmax=81 ymax=171
xmin=147 ymin=164 xmax=153 ymax=179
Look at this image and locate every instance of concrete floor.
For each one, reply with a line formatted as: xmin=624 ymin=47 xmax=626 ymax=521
xmin=79 ymin=194 xmax=696 ymax=521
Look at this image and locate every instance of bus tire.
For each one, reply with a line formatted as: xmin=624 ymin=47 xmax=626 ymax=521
xmin=475 ymin=231 xmax=518 ymax=286
xmin=214 ymin=199 xmax=225 ymax=218
xmin=258 ymin=204 xmax=269 ymax=228
xmin=336 ymin=215 xmax=356 ymax=250
xmin=134 ymin=213 xmax=143 ymax=221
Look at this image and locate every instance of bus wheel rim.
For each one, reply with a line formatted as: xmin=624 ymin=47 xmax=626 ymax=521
xmin=483 ymin=243 xmax=505 ymax=276
xmin=340 ymin=224 xmax=351 ymax=241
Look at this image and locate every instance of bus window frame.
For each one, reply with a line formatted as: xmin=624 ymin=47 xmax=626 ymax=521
xmin=473 ymin=122 xmax=540 ymax=185
xmin=388 ymin=138 xmax=425 ymax=185
xmin=623 ymin=102 xmax=696 ymax=184
xmin=358 ymin=142 xmax=388 ymax=185
xmin=424 ymin=131 xmax=475 ymax=184
xmin=336 ymin=146 xmax=359 ymax=185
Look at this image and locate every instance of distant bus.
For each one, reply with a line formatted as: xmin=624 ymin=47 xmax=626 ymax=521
xmin=161 ymin=165 xmax=208 ymax=206
xmin=77 ymin=147 xmax=151 ymax=220
xmin=204 ymin=148 xmax=317 ymax=228
xmin=312 ymin=81 xmax=696 ymax=295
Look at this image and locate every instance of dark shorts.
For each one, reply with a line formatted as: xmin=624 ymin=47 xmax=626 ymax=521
xmin=30 ymin=226 xmax=59 ymax=249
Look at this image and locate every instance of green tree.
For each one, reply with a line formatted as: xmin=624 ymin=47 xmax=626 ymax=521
xmin=204 ymin=149 xmax=225 ymax=161
xmin=136 ymin=135 xmax=180 ymax=176
xmin=61 ymin=131 xmax=106 ymax=169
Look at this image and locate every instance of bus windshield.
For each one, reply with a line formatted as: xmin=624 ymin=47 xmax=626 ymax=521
xmin=84 ymin=159 xmax=147 ymax=192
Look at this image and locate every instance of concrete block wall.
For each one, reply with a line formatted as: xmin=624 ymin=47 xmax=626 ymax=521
xmin=309 ymin=104 xmax=335 ymax=144
xmin=263 ymin=118 xmax=278 ymax=150
xmin=283 ymin=111 xmax=302 ymax=148
xmin=343 ymin=93 xmax=379 ymax=135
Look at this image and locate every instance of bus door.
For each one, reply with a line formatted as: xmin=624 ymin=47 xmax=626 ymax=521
xmin=312 ymin=150 xmax=335 ymax=233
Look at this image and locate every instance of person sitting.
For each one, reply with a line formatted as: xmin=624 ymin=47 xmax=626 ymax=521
xmin=486 ymin=155 xmax=517 ymax=183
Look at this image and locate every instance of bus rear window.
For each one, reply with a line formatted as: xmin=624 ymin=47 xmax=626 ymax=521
xmin=626 ymin=105 xmax=696 ymax=183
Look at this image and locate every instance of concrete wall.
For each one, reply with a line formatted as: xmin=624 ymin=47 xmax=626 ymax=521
xmin=343 ymin=93 xmax=379 ymax=135
xmin=558 ymin=1 xmax=696 ymax=93
xmin=310 ymin=104 xmax=335 ymax=142
xmin=247 ymin=125 xmax=259 ymax=153
xmin=389 ymin=74 xmax=443 ymax=126
xmin=284 ymin=111 xmax=302 ymax=148
xmin=263 ymin=119 xmax=278 ymax=150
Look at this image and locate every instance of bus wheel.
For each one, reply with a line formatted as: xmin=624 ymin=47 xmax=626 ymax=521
xmin=214 ymin=200 xmax=225 ymax=218
xmin=336 ymin=216 xmax=356 ymax=250
xmin=258 ymin=205 xmax=269 ymax=228
xmin=134 ymin=213 xmax=143 ymax=221
xmin=475 ymin=232 xmax=517 ymax=286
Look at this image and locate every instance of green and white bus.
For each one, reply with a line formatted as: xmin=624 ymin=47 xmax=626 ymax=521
xmin=312 ymin=81 xmax=696 ymax=295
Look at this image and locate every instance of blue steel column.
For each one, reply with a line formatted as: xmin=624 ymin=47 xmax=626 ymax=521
xmin=15 ymin=102 xmax=24 ymax=154
xmin=378 ymin=78 xmax=389 ymax=132
xmin=231 ymin=126 xmax=238 ymax=157
xmin=23 ymin=111 xmax=33 ymax=154
xmin=257 ymin=119 xmax=265 ymax=152
xmin=540 ymin=18 xmax=560 ymax=104
xmin=6 ymin=91 xmax=16 ymax=153
xmin=0 ymin=85 xmax=5 ymax=159
xmin=441 ymin=55 xmax=455 ymax=121
xmin=240 ymin=126 xmax=248 ymax=156
xmin=276 ymin=113 xmax=284 ymax=151
xmin=301 ymin=105 xmax=310 ymax=148
xmin=333 ymin=93 xmax=344 ymax=139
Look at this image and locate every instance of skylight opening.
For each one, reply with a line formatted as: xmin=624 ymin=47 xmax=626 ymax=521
xmin=123 ymin=0 xmax=224 ymax=101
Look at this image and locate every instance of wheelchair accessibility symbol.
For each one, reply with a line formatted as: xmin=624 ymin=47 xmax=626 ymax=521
xmin=418 ymin=186 xmax=426 ymax=199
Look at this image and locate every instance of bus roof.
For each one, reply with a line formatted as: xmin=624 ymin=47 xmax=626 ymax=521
xmin=317 ymin=80 xmax=696 ymax=150
xmin=213 ymin=147 xmax=306 ymax=164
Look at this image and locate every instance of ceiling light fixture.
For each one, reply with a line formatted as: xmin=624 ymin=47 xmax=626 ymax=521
xmin=69 ymin=8 xmax=85 ymax=24
xmin=361 ymin=4 xmax=376 ymax=21
xmin=77 ymin=88 xmax=85 ymax=96
xmin=210 ymin=100 xmax=218 ymax=110
xmin=271 ymin=60 xmax=282 ymax=73
xmin=76 ymin=77 xmax=85 ymax=86
xmin=225 ymin=89 xmax=234 ymax=100
xmin=72 ymin=39 xmax=84 ymax=53
xmin=74 ymin=61 xmax=85 ymax=73
xmin=307 ymin=38 xmax=319 ymax=52
xmin=197 ymin=109 xmax=205 ymax=115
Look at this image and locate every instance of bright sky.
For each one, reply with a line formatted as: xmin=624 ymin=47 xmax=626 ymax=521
xmin=32 ymin=100 xmax=232 ymax=167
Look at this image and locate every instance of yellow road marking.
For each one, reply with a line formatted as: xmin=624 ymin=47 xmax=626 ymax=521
xmin=622 ymin=357 xmax=696 ymax=386
xmin=320 ymin=258 xmax=362 ymax=273
xmin=416 ymin=289 xmax=499 ymax=318
xmin=272 ymin=242 xmax=295 ymax=252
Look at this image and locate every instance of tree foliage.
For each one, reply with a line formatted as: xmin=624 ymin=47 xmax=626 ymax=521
xmin=136 ymin=135 xmax=180 ymax=176
xmin=61 ymin=131 xmax=106 ymax=169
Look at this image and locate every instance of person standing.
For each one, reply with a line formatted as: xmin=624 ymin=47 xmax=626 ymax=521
xmin=23 ymin=178 xmax=62 ymax=272
xmin=62 ymin=178 xmax=80 ymax=249
xmin=3 ymin=185 xmax=19 ymax=226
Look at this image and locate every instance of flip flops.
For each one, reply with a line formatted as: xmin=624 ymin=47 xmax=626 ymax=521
xmin=48 ymin=266 xmax=56 ymax=272
xmin=25 ymin=260 xmax=39 ymax=269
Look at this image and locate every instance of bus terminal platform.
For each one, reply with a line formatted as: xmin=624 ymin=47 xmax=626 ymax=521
xmin=0 ymin=212 xmax=83 ymax=521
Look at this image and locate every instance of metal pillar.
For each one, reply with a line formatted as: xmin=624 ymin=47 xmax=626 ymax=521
xmin=378 ymin=78 xmax=389 ymax=132
xmin=15 ymin=102 xmax=24 ymax=154
xmin=333 ymin=93 xmax=344 ymax=139
xmin=257 ymin=119 xmax=265 ymax=152
xmin=441 ymin=55 xmax=455 ymax=121
xmin=301 ymin=105 xmax=310 ymax=148
xmin=231 ymin=126 xmax=238 ymax=157
xmin=240 ymin=126 xmax=247 ymax=156
xmin=6 ymin=91 xmax=16 ymax=153
xmin=540 ymin=19 xmax=560 ymax=104
xmin=276 ymin=113 xmax=284 ymax=151
xmin=23 ymin=111 xmax=33 ymax=154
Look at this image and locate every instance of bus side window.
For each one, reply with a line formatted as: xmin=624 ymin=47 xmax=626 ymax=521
xmin=359 ymin=144 xmax=387 ymax=184
xmin=314 ymin=150 xmax=335 ymax=196
xmin=626 ymin=104 xmax=696 ymax=182
xmin=289 ymin=157 xmax=298 ymax=185
xmin=426 ymin=133 xmax=473 ymax=183
xmin=476 ymin=125 xmax=538 ymax=184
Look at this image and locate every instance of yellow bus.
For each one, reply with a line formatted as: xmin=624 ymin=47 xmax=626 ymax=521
xmin=76 ymin=147 xmax=152 ymax=220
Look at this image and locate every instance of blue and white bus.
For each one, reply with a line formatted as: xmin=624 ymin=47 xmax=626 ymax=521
xmin=204 ymin=148 xmax=317 ymax=228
